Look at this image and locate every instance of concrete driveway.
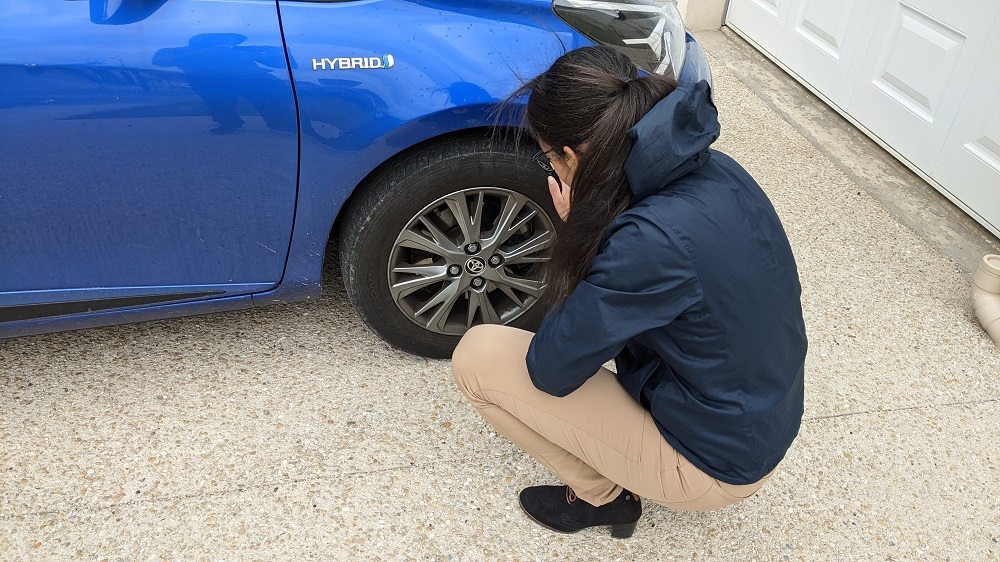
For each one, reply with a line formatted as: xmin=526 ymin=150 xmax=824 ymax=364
xmin=3 ymin=30 xmax=999 ymax=561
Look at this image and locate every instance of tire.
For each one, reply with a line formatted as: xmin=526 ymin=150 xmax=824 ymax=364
xmin=339 ymin=132 xmax=558 ymax=358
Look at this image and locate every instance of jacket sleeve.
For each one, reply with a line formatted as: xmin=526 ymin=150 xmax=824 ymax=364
xmin=525 ymin=216 xmax=702 ymax=396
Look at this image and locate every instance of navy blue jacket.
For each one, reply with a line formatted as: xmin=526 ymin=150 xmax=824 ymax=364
xmin=525 ymin=81 xmax=807 ymax=485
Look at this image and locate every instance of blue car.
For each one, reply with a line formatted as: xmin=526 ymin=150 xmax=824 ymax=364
xmin=0 ymin=0 xmax=711 ymax=357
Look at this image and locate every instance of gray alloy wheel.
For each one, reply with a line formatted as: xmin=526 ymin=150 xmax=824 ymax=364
xmin=388 ymin=187 xmax=555 ymax=335
xmin=339 ymin=132 xmax=558 ymax=358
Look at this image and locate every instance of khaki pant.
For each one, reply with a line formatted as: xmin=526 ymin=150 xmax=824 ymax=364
xmin=451 ymin=324 xmax=769 ymax=510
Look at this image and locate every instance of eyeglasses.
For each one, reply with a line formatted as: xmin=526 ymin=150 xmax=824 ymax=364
xmin=531 ymin=147 xmax=559 ymax=173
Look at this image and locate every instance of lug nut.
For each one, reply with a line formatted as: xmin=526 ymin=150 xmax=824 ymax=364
xmin=465 ymin=243 xmax=480 ymax=254
xmin=471 ymin=277 xmax=485 ymax=288
xmin=448 ymin=264 xmax=462 ymax=276
xmin=489 ymin=254 xmax=503 ymax=267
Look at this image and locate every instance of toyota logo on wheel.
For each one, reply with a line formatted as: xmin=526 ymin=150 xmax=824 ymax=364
xmin=465 ymin=257 xmax=486 ymax=275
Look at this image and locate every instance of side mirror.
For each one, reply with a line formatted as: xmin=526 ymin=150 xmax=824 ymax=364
xmin=90 ymin=0 xmax=168 ymax=25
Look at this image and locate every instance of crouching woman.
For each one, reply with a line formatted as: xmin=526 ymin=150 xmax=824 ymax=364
xmin=452 ymin=46 xmax=807 ymax=538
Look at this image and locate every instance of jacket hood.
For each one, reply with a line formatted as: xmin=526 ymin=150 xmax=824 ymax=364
xmin=624 ymin=81 xmax=720 ymax=201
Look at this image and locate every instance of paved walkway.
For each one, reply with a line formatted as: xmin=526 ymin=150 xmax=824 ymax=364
xmin=2 ymin=30 xmax=999 ymax=561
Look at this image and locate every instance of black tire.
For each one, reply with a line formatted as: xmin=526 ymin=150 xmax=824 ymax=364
xmin=339 ymin=132 xmax=557 ymax=358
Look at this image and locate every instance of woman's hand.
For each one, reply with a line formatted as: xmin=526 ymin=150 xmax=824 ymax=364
xmin=548 ymin=175 xmax=571 ymax=221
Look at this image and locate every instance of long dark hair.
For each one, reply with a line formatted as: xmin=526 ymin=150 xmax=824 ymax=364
xmin=521 ymin=46 xmax=677 ymax=307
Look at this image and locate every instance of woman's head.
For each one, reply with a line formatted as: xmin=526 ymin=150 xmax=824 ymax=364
xmin=521 ymin=46 xmax=677 ymax=305
xmin=525 ymin=47 xmax=670 ymax=182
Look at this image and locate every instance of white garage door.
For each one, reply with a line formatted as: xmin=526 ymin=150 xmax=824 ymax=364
xmin=726 ymin=0 xmax=1000 ymax=238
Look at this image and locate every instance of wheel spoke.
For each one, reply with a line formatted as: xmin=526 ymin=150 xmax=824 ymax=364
xmin=443 ymin=193 xmax=481 ymax=248
xmin=496 ymin=193 xmax=526 ymax=235
xmin=482 ymin=193 xmax=527 ymax=246
xmin=481 ymin=291 xmax=503 ymax=324
xmin=396 ymin=229 xmax=451 ymax=257
xmin=465 ymin=290 xmax=480 ymax=327
xmin=422 ymin=281 xmax=465 ymax=332
xmin=500 ymin=230 xmax=554 ymax=264
xmin=496 ymin=283 xmax=526 ymax=309
xmin=466 ymin=288 xmax=502 ymax=327
xmin=389 ymin=265 xmax=449 ymax=300
xmin=506 ymin=207 xmax=538 ymax=235
xmin=418 ymin=216 xmax=460 ymax=254
xmin=496 ymin=272 xmax=545 ymax=298
xmin=471 ymin=192 xmax=485 ymax=238
xmin=392 ymin=264 xmax=443 ymax=275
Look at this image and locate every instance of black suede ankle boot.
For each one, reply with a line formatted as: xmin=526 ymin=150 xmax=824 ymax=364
xmin=518 ymin=485 xmax=642 ymax=538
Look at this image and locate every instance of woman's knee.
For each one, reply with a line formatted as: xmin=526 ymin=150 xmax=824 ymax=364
xmin=451 ymin=324 xmax=496 ymax=392
xmin=452 ymin=324 xmax=532 ymax=394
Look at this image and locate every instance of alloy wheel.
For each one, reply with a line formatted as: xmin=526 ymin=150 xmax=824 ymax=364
xmin=387 ymin=187 xmax=555 ymax=335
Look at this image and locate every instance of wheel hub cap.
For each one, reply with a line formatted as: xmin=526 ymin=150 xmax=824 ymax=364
xmin=465 ymin=257 xmax=486 ymax=275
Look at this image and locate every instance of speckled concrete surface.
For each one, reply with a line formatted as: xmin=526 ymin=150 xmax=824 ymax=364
xmin=3 ymin=31 xmax=1000 ymax=561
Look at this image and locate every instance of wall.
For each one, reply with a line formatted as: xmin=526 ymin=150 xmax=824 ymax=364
xmin=678 ymin=0 xmax=727 ymax=31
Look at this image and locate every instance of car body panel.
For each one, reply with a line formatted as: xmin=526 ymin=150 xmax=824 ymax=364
xmin=0 ymin=0 xmax=708 ymax=339
xmin=0 ymin=0 xmax=299 ymax=315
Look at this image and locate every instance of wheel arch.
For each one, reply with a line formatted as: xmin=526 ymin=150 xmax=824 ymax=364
xmin=252 ymin=120 xmax=536 ymax=308
xmin=331 ymin=124 xmax=536 ymax=241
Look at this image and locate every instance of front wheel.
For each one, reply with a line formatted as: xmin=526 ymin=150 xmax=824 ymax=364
xmin=339 ymin=133 xmax=557 ymax=358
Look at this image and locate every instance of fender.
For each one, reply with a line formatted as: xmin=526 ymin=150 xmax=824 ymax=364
xmin=255 ymin=0 xmax=591 ymax=305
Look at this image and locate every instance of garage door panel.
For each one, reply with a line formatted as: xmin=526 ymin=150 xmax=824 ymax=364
xmin=936 ymin=110 xmax=1000 ymax=234
xmin=776 ymin=0 xmax=875 ymax=105
xmin=748 ymin=0 xmax=779 ymax=15
xmin=933 ymin=22 xmax=1000 ymax=237
xmin=871 ymin=5 xmax=965 ymax=124
xmin=726 ymin=0 xmax=789 ymax=53
xmin=795 ymin=0 xmax=856 ymax=56
xmin=846 ymin=0 xmax=998 ymax=171
xmin=967 ymin=142 xmax=1000 ymax=176
xmin=973 ymin=108 xmax=1000 ymax=171
xmin=956 ymin=104 xmax=1000 ymax=179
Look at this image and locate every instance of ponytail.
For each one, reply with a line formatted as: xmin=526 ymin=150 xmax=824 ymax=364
xmin=521 ymin=47 xmax=677 ymax=308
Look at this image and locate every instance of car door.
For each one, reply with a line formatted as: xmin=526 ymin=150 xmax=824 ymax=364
xmin=0 ymin=0 xmax=298 ymax=323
